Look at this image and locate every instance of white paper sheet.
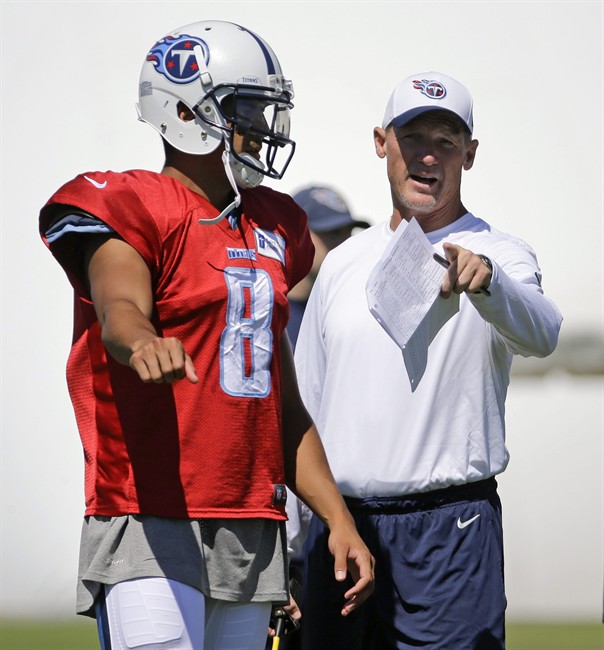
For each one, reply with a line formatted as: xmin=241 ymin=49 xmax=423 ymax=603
xmin=366 ymin=218 xmax=459 ymax=390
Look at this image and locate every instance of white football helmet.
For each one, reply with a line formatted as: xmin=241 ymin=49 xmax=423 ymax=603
xmin=136 ymin=20 xmax=295 ymax=188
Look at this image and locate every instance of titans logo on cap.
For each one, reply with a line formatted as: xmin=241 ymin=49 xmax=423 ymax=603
xmin=146 ymin=34 xmax=209 ymax=84
xmin=413 ymin=79 xmax=447 ymax=100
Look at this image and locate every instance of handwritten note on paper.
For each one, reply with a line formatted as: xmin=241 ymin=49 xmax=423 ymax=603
xmin=365 ymin=218 xmax=459 ymax=390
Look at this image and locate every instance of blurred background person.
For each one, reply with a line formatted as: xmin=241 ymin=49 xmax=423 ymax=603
xmin=286 ymin=186 xmax=370 ymax=349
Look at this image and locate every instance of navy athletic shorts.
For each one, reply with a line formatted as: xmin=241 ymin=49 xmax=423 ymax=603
xmin=300 ymin=478 xmax=506 ymax=650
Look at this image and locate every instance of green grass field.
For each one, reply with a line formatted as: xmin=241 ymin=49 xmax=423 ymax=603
xmin=1 ymin=619 xmax=602 ymax=650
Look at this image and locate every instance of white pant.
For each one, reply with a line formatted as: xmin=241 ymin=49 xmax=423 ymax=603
xmin=98 ymin=577 xmax=271 ymax=650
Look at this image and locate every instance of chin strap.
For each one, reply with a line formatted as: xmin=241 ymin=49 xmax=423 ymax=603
xmin=197 ymin=148 xmax=266 ymax=226
xmin=197 ymin=143 xmax=242 ymax=226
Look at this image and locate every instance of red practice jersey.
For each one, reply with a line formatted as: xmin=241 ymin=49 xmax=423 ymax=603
xmin=39 ymin=170 xmax=314 ymax=520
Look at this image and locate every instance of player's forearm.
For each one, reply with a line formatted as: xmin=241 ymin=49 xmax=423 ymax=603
xmin=280 ymin=332 xmax=354 ymax=529
xmin=84 ymin=234 xmax=159 ymax=367
xmin=99 ymin=299 xmax=159 ymax=366
xmin=284 ymin=423 xmax=355 ymax=533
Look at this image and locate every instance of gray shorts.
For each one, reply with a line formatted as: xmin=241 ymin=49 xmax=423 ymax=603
xmin=77 ymin=515 xmax=289 ymax=617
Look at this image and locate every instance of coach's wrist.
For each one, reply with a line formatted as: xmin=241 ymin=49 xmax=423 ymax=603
xmin=477 ymin=254 xmax=493 ymax=289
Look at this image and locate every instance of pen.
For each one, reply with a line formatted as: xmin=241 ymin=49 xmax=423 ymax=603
xmin=433 ymin=252 xmax=491 ymax=297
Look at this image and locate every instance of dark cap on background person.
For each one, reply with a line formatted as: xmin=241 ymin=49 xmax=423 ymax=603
xmin=293 ymin=186 xmax=371 ymax=233
xmin=382 ymin=71 xmax=474 ymax=135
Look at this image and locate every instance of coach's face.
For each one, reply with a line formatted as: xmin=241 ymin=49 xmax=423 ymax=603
xmin=374 ymin=111 xmax=478 ymax=228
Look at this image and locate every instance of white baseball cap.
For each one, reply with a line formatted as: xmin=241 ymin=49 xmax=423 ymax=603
xmin=382 ymin=71 xmax=474 ymax=135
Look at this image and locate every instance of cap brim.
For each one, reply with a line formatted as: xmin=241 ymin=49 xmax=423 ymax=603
xmin=390 ymin=106 xmax=472 ymax=133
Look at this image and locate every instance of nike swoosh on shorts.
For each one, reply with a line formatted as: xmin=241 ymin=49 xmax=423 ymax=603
xmin=456 ymin=514 xmax=480 ymax=529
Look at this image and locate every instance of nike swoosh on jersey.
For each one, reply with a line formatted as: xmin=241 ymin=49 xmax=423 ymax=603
xmin=456 ymin=514 xmax=480 ymax=529
xmin=84 ymin=175 xmax=108 ymax=189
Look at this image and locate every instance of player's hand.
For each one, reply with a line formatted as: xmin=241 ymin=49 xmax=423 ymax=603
xmin=129 ymin=336 xmax=198 ymax=384
xmin=328 ymin=524 xmax=375 ymax=616
xmin=440 ymin=242 xmax=492 ymax=298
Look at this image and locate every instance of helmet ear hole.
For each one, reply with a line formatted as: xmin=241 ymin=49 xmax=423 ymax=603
xmin=177 ymin=101 xmax=195 ymax=123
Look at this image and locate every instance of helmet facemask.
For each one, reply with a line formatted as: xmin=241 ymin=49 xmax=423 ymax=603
xmin=193 ymin=82 xmax=296 ymax=187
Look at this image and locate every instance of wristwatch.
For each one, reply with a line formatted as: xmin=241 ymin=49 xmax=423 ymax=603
xmin=478 ymin=254 xmax=493 ymax=290
xmin=478 ymin=254 xmax=493 ymax=274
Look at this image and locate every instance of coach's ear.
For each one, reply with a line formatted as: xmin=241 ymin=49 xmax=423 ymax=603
xmin=463 ymin=139 xmax=479 ymax=170
xmin=374 ymin=127 xmax=387 ymax=159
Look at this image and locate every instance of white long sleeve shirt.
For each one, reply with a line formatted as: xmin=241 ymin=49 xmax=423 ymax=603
xmin=287 ymin=214 xmax=562 ymax=554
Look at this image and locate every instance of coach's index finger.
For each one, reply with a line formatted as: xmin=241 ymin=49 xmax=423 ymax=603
xmin=440 ymin=242 xmax=460 ymax=298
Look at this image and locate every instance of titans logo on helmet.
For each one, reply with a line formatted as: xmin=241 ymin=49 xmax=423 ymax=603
xmin=413 ymin=79 xmax=447 ymax=100
xmin=146 ymin=34 xmax=210 ymax=84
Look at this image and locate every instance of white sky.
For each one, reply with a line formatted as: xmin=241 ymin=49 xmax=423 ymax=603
xmin=1 ymin=1 xmax=603 ymax=618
